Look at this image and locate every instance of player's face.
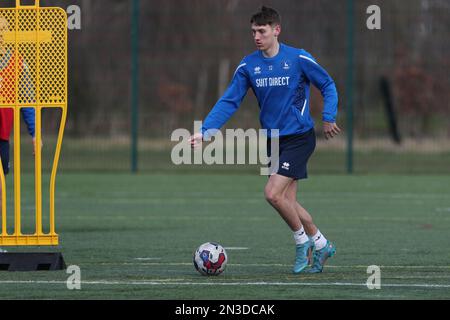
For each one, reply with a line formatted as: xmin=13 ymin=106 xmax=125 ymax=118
xmin=251 ymin=23 xmax=280 ymax=51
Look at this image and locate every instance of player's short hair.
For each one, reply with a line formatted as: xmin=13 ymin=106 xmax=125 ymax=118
xmin=250 ymin=6 xmax=281 ymax=26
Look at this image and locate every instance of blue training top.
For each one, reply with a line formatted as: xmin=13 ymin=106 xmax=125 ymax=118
xmin=201 ymin=43 xmax=338 ymax=138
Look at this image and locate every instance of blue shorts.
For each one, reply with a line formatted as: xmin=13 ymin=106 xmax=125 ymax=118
xmin=267 ymin=129 xmax=316 ymax=180
xmin=0 ymin=140 xmax=10 ymax=175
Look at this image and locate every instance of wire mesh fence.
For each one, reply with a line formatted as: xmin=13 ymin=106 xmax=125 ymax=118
xmin=3 ymin=0 xmax=449 ymax=174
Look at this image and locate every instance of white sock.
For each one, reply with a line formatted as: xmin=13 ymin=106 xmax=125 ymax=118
xmin=312 ymin=230 xmax=327 ymax=250
xmin=293 ymin=227 xmax=309 ymax=245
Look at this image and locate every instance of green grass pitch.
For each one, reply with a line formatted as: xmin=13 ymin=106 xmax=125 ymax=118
xmin=0 ymin=173 xmax=449 ymax=299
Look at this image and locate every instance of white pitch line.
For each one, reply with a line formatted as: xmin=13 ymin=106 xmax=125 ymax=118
xmin=0 ymin=280 xmax=449 ymax=289
xmin=134 ymin=258 xmax=162 ymax=261
xmin=95 ymin=262 xmax=450 ymax=269
xmin=224 ymin=247 xmax=249 ymax=250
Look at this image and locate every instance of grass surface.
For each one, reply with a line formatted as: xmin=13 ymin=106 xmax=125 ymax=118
xmin=0 ymin=173 xmax=449 ymax=299
xmin=15 ymin=136 xmax=450 ymax=174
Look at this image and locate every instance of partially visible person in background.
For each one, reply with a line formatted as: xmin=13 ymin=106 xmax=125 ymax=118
xmin=0 ymin=15 xmax=36 ymax=253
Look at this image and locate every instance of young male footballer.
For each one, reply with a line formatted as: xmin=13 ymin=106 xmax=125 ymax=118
xmin=190 ymin=6 xmax=341 ymax=273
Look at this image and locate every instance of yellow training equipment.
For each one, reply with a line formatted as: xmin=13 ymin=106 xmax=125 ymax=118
xmin=0 ymin=0 xmax=67 ymax=246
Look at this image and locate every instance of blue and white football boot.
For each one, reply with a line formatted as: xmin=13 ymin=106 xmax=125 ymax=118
xmin=292 ymin=239 xmax=314 ymax=274
xmin=306 ymin=241 xmax=336 ymax=273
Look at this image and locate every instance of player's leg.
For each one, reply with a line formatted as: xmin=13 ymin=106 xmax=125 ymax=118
xmin=264 ymin=174 xmax=301 ymax=231
xmin=0 ymin=139 xmax=10 ymax=175
xmin=284 ymin=180 xmax=335 ymax=272
xmin=284 ymin=180 xmax=317 ymax=236
xmin=283 ymin=180 xmax=317 ymax=271
xmin=265 ymin=174 xmax=310 ymax=273
xmin=0 ymin=139 xmax=9 ymax=253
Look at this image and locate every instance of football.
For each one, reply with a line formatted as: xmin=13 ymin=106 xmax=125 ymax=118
xmin=193 ymin=242 xmax=228 ymax=276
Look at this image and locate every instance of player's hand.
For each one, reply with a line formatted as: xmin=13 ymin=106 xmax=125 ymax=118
xmin=189 ymin=133 xmax=203 ymax=149
xmin=323 ymin=122 xmax=341 ymax=140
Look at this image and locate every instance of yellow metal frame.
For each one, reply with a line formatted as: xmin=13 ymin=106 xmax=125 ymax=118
xmin=0 ymin=0 xmax=67 ymax=246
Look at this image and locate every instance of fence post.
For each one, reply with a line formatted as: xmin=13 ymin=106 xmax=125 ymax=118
xmin=346 ymin=0 xmax=354 ymax=174
xmin=131 ymin=0 xmax=140 ymax=173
